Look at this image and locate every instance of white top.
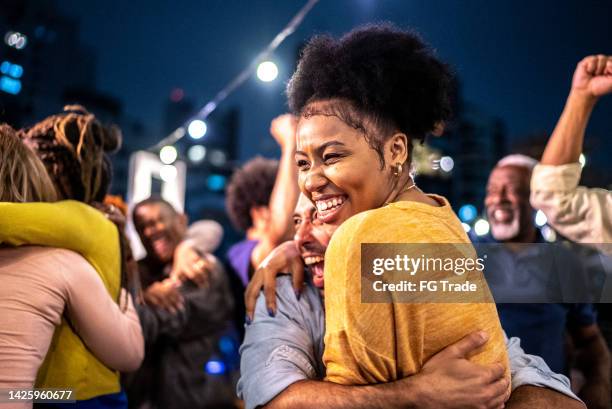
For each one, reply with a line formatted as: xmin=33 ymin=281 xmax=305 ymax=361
xmin=530 ymin=162 xmax=612 ymax=253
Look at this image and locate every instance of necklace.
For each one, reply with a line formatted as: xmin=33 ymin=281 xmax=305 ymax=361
xmin=384 ymin=179 xmax=418 ymax=205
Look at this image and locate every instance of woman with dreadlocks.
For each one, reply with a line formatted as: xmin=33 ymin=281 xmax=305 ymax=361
xmin=0 ymin=106 xmax=144 ymax=408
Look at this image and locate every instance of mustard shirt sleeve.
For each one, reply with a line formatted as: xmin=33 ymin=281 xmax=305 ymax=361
xmin=0 ymin=200 xmax=121 ymax=297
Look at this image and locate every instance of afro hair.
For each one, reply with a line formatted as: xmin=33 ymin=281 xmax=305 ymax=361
xmin=225 ymin=156 xmax=279 ymax=231
xmin=287 ymin=23 xmax=454 ymax=166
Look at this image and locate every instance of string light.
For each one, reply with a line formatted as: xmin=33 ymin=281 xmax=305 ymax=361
xmin=147 ymin=0 xmax=319 ymax=152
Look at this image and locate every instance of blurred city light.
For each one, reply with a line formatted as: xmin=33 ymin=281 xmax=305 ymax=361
xmin=205 ymin=359 xmax=226 ymax=375
xmin=534 ymin=209 xmax=547 ymax=227
xmin=206 ymin=174 xmax=227 ymax=191
xmin=187 ymin=119 xmax=207 ymax=139
xmin=187 ymin=145 xmax=206 ymax=163
xmin=159 ymin=145 xmax=178 ymax=164
xmin=256 ymin=61 xmax=278 ymax=82
xmin=159 ymin=164 xmax=177 ymax=182
xmin=4 ymin=31 xmax=27 ymax=49
xmin=170 ymin=87 xmax=184 ymax=102
xmin=461 ymin=222 xmax=471 ymax=233
xmin=0 ymin=76 xmax=21 ymax=95
xmin=218 ymin=336 xmax=236 ymax=355
xmin=439 ymin=156 xmax=454 ymax=172
xmin=579 ymin=153 xmax=586 ymax=168
xmin=541 ymin=225 xmax=557 ymax=242
xmin=474 ymin=219 xmax=490 ymax=236
xmin=209 ymin=149 xmax=227 ymax=167
xmin=1 ymin=61 xmax=23 ymax=79
xmin=458 ymin=204 xmax=477 ymax=222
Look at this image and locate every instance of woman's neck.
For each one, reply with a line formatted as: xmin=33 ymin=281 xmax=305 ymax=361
xmin=395 ymin=188 xmax=440 ymax=207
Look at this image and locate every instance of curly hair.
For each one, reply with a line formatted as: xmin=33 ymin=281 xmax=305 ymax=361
xmin=287 ymin=23 xmax=453 ymax=168
xmin=18 ymin=105 xmax=122 ymax=203
xmin=225 ymin=157 xmax=278 ymax=231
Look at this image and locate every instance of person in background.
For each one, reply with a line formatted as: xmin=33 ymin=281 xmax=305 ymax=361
xmin=129 ymin=197 xmax=237 ymax=409
xmin=238 ymin=194 xmax=584 ymax=409
xmin=479 ymin=154 xmax=610 ymax=409
xmin=0 ymin=106 xmax=144 ymax=407
xmin=530 ymin=55 xmax=612 ymax=251
xmin=0 ymin=123 xmax=144 ymax=408
xmin=225 ymin=114 xmax=299 ymax=286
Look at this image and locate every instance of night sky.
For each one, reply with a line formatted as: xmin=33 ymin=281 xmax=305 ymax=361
xmin=58 ymin=0 xmax=611 ymax=169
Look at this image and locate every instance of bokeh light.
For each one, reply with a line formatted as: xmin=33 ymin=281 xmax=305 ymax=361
xmin=159 ymin=145 xmax=178 ymax=165
xmin=257 ymin=61 xmax=278 ymax=82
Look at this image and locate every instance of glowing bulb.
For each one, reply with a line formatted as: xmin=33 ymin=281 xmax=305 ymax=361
xmin=257 ymin=61 xmax=278 ymax=82
xmin=187 ymin=119 xmax=207 ymax=139
xmin=461 ymin=222 xmax=471 ymax=233
xmin=474 ymin=219 xmax=490 ymax=236
xmin=535 ymin=209 xmax=547 ymax=227
xmin=579 ymin=153 xmax=586 ymax=168
xmin=159 ymin=145 xmax=177 ymax=165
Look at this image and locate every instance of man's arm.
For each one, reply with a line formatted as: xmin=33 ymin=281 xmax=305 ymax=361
xmin=138 ymin=257 xmax=233 ymax=343
xmin=240 ymin=281 xmax=508 ymax=409
xmin=506 ymin=386 xmax=585 ymax=409
xmin=540 ymin=55 xmax=611 ymax=166
xmin=531 ymin=55 xmax=612 ymax=246
xmin=572 ymin=323 xmax=611 ymax=409
xmin=264 ymin=331 xmax=509 ymax=409
xmin=505 ymin=333 xmax=584 ymax=408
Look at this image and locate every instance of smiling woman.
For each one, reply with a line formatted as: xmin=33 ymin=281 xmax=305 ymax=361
xmin=287 ymin=23 xmax=511 ymax=392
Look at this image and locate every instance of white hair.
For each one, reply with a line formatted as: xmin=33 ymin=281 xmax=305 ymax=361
xmin=496 ymin=154 xmax=538 ymax=171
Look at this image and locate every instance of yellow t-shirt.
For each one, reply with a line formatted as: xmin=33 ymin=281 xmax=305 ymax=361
xmin=0 ymin=200 xmax=121 ymax=399
xmin=323 ymin=195 xmax=510 ymax=386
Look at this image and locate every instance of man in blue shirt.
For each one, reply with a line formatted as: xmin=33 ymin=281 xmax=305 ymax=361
xmin=238 ymin=194 xmax=584 ymax=409
xmin=477 ymin=154 xmax=610 ymax=407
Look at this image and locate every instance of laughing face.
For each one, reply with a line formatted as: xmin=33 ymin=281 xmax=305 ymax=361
xmin=485 ymin=165 xmax=533 ymax=242
xmin=134 ymin=202 xmax=188 ymax=265
xmin=294 ymin=108 xmax=397 ymax=230
xmin=293 ymin=194 xmax=335 ymax=289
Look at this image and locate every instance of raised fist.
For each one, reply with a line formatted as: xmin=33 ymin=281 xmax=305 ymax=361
xmin=572 ymin=55 xmax=612 ymax=99
xmin=270 ymin=113 xmax=298 ymax=149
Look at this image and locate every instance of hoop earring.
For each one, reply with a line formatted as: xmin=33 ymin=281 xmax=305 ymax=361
xmin=393 ymin=163 xmax=403 ymax=177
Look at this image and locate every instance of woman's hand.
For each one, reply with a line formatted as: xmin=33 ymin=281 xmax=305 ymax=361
xmin=245 ymin=240 xmax=304 ymax=321
xmin=91 ymin=202 xmax=126 ymax=231
xmin=270 ymin=114 xmax=298 ymax=149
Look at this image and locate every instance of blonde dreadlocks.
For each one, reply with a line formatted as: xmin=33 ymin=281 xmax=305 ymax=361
xmin=19 ymin=105 xmax=121 ymax=203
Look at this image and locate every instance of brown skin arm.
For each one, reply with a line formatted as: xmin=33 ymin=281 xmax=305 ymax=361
xmin=251 ymin=114 xmax=300 ymax=268
xmin=572 ymin=324 xmax=611 ymax=409
xmin=505 ymin=386 xmax=586 ymax=409
xmin=264 ymin=332 xmax=510 ymax=409
xmin=541 ymin=55 xmax=612 ymax=166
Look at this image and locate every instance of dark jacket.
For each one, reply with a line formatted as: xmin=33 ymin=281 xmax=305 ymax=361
xmin=126 ymin=256 xmax=237 ymax=409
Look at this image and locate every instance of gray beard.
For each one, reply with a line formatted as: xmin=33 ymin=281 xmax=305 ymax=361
xmin=491 ymin=216 xmax=520 ymax=241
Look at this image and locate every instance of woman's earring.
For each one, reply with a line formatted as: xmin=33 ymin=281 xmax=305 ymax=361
xmin=393 ymin=163 xmax=403 ymax=177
